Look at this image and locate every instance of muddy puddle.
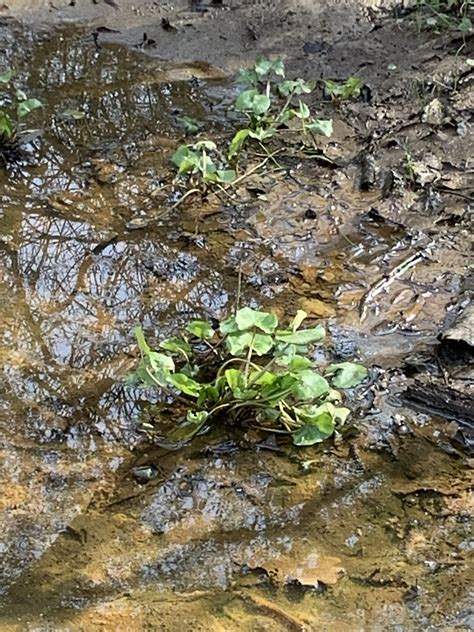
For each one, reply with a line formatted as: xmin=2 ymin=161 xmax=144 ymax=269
xmin=1 ymin=6 xmax=473 ymax=631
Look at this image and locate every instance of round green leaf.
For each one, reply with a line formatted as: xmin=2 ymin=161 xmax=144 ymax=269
xmin=252 ymin=333 xmax=274 ymax=356
xmin=235 ymin=89 xmax=258 ymax=112
xmin=186 ymin=320 xmax=215 ymax=340
xmin=219 ymin=316 xmax=239 ymax=335
xmin=291 ymin=371 xmax=330 ymax=400
xmin=325 ymin=362 xmax=368 ymax=389
xmin=216 ymin=169 xmax=236 ymax=183
xmin=168 ymin=373 xmax=203 ymax=397
xmin=225 ymin=331 xmax=254 ymax=355
xmin=17 ymin=98 xmax=42 ymax=118
xmin=252 ymin=94 xmax=271 ymax=115
xmin=235 ymin=307 xmax=278 ymax=333
xmin=292 ymin=413 xmax=335 ymax=446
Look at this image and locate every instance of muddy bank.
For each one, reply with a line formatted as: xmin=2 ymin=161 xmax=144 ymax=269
xmin=0 ymin=1 xmax=473 ymax=629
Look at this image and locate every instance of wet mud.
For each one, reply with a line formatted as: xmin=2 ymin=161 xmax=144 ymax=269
xmin=0 ymin=1 xmax=473 ymax=630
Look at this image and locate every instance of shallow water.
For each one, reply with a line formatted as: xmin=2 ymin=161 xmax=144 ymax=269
xmin=0 ymin=19 xmax=472 ymax=631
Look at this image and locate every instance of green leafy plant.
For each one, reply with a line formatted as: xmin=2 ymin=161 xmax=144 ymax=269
xmin=0 ymin=69 xmax=43 ymax=147
xmin=171 ymin=140 xmax=236 ymax=188
xmin=323 ymin=76 xmax=364 ymax=101
xmin=130 ymin=308 xmax=367 ymax=447
xmin=175 ymin=115 xmax=202 ymax=136
xmin=415 ymin=0 xmax=472 ymax=32
xmin=229 ymin=57 xmax=333 ymax=159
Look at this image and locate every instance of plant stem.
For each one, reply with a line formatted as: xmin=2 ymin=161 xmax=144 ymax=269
xmin=244 ymin=332 xmax=256 ymax=384
xmin=276 ymin=88 xmax=296 ymax=125
xmin=247 ymin=354 xmax=279 ymax=387
xmin=168 ymin=188 xmax=201 ymax=211
xmin=215 ymin=356 xmax=260 ymax=382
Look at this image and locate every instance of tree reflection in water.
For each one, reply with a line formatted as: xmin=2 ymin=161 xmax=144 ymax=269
xmin=0 ymin=30 xmax=231 ymax=445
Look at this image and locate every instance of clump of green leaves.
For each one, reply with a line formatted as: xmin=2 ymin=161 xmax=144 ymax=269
xmin=0 ymin=69 xmax=42 ymax=147
xmin=175 ymin=115 xmax=202 ymax=136
xmin=171 ymin=140 xmax=236 ymax=188
xmin=323 ymin=77 xmax=364 ymax=101
xmin=415 ymin=0 xmax=472 ymax=33
xmin=130 ymin=308 xmax=367 ymax=447
xmin=230 ymin=57 xmax=333 ymax=158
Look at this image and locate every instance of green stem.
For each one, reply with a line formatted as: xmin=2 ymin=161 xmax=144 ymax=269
xmin=243 ymin=332 xmax=256 ymax=384
xmin=215 ymin=356 xmax=260 ymax=382
xmin=247 ymin=354 xmax=279 ymax=387
xmin=275 ymin=88 xmax=296 ymax=125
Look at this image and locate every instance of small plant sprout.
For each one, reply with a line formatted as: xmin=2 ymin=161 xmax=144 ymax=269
xmin=171 ymin=140 xmax=236 ymax=189
xmin=323 ymin=76 xmax=365 ymax=101
xmin=229 ymin=57 xmax=333 ymax=159
xmin=175 ymin=115 xmax=202 ymax=136
xmin=130 ymin=308 xmax=368 ymax=447
xmin=0 ymin=69 xmax=43 ymax=148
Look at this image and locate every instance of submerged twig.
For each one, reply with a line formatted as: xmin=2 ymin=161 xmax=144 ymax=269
xmin=224 ymin=149 xmax=283 ymax=190
xmin=359 ymin=241 xmax=435 ymax=322
xmin=233 ymin=590 xmax=307 ymax=631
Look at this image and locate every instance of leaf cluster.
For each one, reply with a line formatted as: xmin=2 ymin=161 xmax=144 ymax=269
xmin=130 ymin=308 xmax=368 ymax=447
xmin=229 ymin=56 xmax=333 ymax=158
xmin=170 ymin=57 xmax=333 ymax=190
xmin=415 ymin=0 xmax=472 ymax=32
xmin=323 ymin=77 xmax=364 ymax=101
xmin=0 ymin=69 xmax=42 ymax=146
xmin=171 ymin=140 xmax=236 ymax=187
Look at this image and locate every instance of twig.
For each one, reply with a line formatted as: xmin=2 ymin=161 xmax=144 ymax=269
xmin=151 ymin=187 xmax=201 ymax=222
xmin=257 ymin=142 xmax=284 ymax=170
xmin=233 ymin=590 xmax=307 ymax=631
xmin=359 ymin=241 xmax=435 ymax=322
xmin=224 ymin=150 xmax=282 ymax=190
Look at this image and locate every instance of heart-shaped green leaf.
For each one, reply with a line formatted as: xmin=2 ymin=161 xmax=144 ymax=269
xmin=186 ymin=320 xmax=215 ymax=340
xmin=291 ymin=371 xmax=330 ymax=400
xmin=292 ymin=412 xmax=335 ymax=446
xmin=325 ymin=362 xmax=367 ymax=388
xmin=168 ymin=373 xmax=202 ymax=397
xmin=235 ymin=307 xmax=278 ymax=333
